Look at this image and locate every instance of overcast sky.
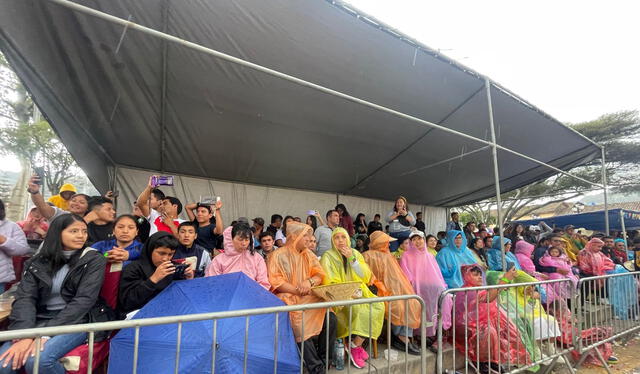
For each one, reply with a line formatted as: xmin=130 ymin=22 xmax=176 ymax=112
xmin=2 ymin=0 xmax=639 ymax=172
xmin=346 ymin=0 xmax=640 ymax=124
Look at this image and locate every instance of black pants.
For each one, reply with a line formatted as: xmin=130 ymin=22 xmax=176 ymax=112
xmin=300 ymin=312 xmax=337 ymax=374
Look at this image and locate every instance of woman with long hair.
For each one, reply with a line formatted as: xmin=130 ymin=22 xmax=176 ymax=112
xmin=91 ymin=214 xmax=143 ymax=266
xmin=385 ymin=196 xmax=416 ymax=252
xmin=335 ymin=204 xmax=355 ymax=237
xmin=0 ymin=214 xmax=106 ymax=374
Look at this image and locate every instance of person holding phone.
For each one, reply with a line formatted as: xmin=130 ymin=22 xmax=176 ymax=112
xmin=184 ymin=200 xmax=224 ymax=253
xmin=386 ymin=196 xmax=416 ymax=252
xmin=118 ymin=232 xmax=193 ymax=318
xmin=26 ymin=175 xmax=90 ymax=222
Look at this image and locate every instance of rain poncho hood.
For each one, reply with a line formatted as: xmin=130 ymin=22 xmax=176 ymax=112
xmin=47 ymin=183 xmax=78 ymax=210
xmin=268 ymin=222 xmax=326 ymax=342
xmin=562 ymin=232 xmax=586 ymax=262
xmin=205 ymin=226 xmax=270 ymax=290
xmin=320 ymin=227 xmax=384 ymax=339
xmin=454 ymin=265 xmax=531 ymax=365
xmin=487 ymin=236 xmax=521 ymax=271
xmin=363 ymin=231 xmax=421 ymax=330
xmin=398 ymin=232 xmax=451 ymax=335
xmin=514 ymin=240 xmax=536 ymax=274
xmin=578 ymin=238 xmax=614 ymax=276
xmin=538 ymin=247 xmax=578 ymax=299
xmin=435 ymin=230 xmax=478 ymax=288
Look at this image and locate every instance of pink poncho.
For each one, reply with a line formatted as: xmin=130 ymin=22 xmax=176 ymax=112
xmin=515 ymin=241 xmax=560 ymax=303
xmin=399 ymin=239 xmax=452 ymax=336
xmin=578 ymin=238 xmax=615 ymax=276
xmin=539 ymin=249 xmax=579 ymax=288
xmin=205 ymin=226 xmax=270 ymax=290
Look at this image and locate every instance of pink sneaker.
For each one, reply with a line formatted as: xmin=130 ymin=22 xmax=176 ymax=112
xmin=359 ymin=346 xmax=369 ymax=361
xmin=349 ymin=346 xmax=366 ymax=368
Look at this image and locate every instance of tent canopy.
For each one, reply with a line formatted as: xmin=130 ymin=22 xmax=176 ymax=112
xmin=514 ymin=209 xmax=640 ymax=233
xmin=0 ymin=0 xmax=600 ymax=207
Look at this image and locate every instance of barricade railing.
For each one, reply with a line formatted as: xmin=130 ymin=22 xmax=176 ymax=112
xmin=573 ymin=271 xmax=640 ymax=373
xmin=436 ymin=277 xmax=577 ymax=374
xmin=0 ymin=294 xmax=428 ymax=374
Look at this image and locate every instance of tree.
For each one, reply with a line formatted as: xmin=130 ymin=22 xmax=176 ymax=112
xmin=459 ymin=110 xmax=640 ymax=224
xmin=0 ymin=52 xmax=78 ymax=195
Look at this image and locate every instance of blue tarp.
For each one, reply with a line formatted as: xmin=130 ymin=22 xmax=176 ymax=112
xmin=514 ymin=209 xmax=640 ymax=232
xmin=108 ymin=273 xmax=300 ymax=374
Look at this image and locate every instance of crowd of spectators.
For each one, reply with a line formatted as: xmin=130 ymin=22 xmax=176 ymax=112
xmin=0 ymin=174 xmax=638 ymax=373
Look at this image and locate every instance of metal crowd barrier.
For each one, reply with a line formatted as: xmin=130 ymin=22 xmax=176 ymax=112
xmin=0 ymin=294 xmax=428 ymax=374
xmin=573 ymin=271 xmax=640 ymax=373
xmin=436 ymin=278 xmax=577 ymax=374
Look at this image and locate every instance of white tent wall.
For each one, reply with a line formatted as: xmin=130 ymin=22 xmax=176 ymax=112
xmin=115 ymin=167 xmax=447 ymax=234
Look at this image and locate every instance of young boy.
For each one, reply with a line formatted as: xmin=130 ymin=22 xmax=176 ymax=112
xmin=85 ymin=196 xmax=116 ymax=244
xmin=257 ymin=231 xmax=277 ymax=260
xmin=173 ymin=222 xmax=211 ymax=278
xmin=185 ymin=201 xmax=224 ymax=253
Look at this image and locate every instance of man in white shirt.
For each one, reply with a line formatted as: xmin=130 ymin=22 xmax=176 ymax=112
xmin=314 ymin=210 xmax=340 ymax=257
xmin=136 ymin=177 xmax=184 ymax=236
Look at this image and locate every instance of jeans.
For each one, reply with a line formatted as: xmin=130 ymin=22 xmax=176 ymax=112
xmin=389 ymin=231 xmax=411 ymax=252
xmin=0 ymin=332 xmax=87 ymax=374
xmin=391 ymin=324 xmax=414 ymax=338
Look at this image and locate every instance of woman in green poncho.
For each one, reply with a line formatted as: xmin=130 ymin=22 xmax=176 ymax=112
xmin=486 ymin=271 xmax=540 ymax=370
xmin=320 ymin=227 xmax=385 ymax=369
xmin=486 ymin=271 xmax=561 ymax=370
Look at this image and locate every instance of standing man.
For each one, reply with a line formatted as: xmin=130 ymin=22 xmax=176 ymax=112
xmin=446 ymin=212 xmax=461 ymax=232
xmin=414 ymin=212 xmax=426 ymax=234
xmin=314 ymin=210 xmax=340 ymax=257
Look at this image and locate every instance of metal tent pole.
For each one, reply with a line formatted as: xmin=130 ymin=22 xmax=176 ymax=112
xmin=602 ymin=147 xmax=610 ymax=235
xmin=620 ymin=210 xmax=629 ymax=251
xmin=485 ymin=78 xmax=506 ymax=270
xmin=43 ymin=0 xmax=604 ymax=190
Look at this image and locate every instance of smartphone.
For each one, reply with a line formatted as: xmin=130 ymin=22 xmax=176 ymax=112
xmin=307 ymin=210 xmax=316 ymax=215
xmin=33 ymin=167 xmax=45 ymax=185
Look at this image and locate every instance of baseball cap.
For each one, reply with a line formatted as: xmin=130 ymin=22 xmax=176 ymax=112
xmin=409 ymin=230 xmax=425 ymax=239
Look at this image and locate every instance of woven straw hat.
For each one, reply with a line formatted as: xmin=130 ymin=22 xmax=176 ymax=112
xmin=311 ymin=281 xmax=362 ymax=302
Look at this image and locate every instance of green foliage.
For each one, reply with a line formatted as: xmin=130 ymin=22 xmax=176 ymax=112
xmin=0 ymin=120 xmax=76 ymax=195
xmin=1 ymin=51 xmax=77 ymax=195
xmin=459 ymin=110 xmax=640 ymax=225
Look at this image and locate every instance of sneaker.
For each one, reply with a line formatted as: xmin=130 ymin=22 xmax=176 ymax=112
xmin=607 ymin=356 xmax=619 ymax=364
xmin=358 ymin=346 xmax=369 ymax=361
xmin=349 ymin=346 xmax=366 ymax=369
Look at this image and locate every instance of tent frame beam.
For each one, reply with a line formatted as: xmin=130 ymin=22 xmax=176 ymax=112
xmin=44 ymin=0 xmax=604 ymax=192
xmin=486 ymin=77 xmax=506 ymax=269
xmin=602 ymin=147 xmax=609 ymax=234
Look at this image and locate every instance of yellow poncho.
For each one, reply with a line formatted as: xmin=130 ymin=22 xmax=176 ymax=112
xmin=320 ymin=228 xmax=385 ymax=339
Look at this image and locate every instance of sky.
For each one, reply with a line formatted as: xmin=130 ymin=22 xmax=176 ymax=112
xmin=2 ymin=0 xmax=639 ymax=172
xmin=345 ymin=0 xmax=640 ymax=124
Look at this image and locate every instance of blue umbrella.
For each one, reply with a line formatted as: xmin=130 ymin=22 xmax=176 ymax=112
xmin=108 ymin=273 xmax=300 ymax=373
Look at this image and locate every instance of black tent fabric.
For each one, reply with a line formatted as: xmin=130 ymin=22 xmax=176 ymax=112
xmin=514 ymin=209 xmax=640 ymax=233
xmin=0 ymin=0 xmax=600 ymax=206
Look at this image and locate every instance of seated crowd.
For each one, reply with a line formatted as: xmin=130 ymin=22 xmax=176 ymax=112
xmin=0 ymin=176 xmax=638 ymax=373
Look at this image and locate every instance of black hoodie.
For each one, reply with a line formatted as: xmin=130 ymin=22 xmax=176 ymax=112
xmin=118 ymin=232 xmax=175 ymax=315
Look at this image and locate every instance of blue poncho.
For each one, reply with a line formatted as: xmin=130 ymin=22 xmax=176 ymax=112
xmin=435 ymin=230 xmax=478 ymax=288
xmin=487 ymin=236 xmax=521 ymax=271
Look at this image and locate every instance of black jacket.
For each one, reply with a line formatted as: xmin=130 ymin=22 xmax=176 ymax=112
xmin=9 ymin=248 xmax=106 ymax=330
xmin=118 ymin=232 xmax=174 ymax=315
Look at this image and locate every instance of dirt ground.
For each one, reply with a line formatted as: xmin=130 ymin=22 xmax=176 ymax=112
xmin=553 ymin=333 xmax=640 ymax=374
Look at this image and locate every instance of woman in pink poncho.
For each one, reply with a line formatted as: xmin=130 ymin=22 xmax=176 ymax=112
xmin=514 ymin=240 xmax=559 ymax=303
xmin=205 ymin=223 xmax=270 ymax=290
xmin=539 ymin=246 xmax=580 ymax=300
xmin=399 ymin=231 xmax=452 ymax=342
xmin=454 ymin=265 xmax=530 ymax=370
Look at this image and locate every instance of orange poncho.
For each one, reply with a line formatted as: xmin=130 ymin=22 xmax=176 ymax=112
xmin=363 ymin=232 xmax=421 ymax=329
xmin=268 ymin=222 xmax=326 ymax=342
